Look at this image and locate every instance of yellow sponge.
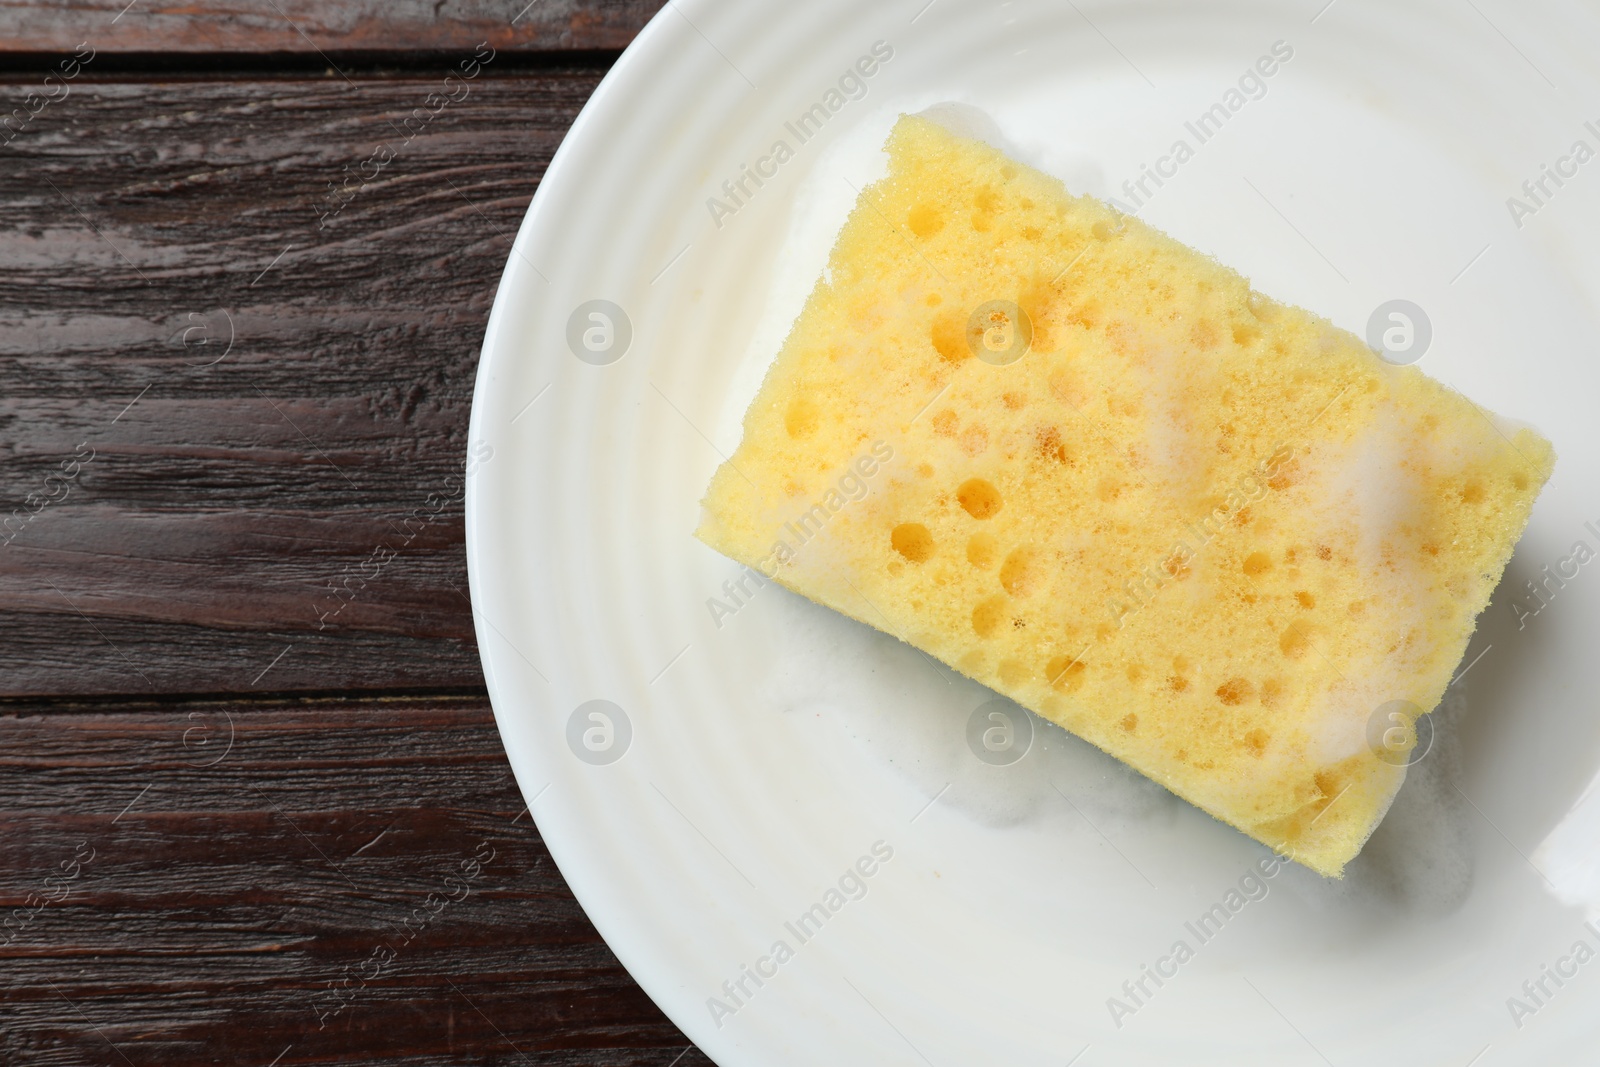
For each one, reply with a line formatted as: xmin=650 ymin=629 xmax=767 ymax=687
xmin=696 ymin=114 xmax=1554 ymax=876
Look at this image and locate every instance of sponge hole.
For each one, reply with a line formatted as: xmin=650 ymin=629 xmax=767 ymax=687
xmin=1279 ymin=620 xmax=1315 ymax=659
xmin=1260 ymin=677 xmax=1286 ymax=708
xmin=997 ymin=659 xmax=1029 ymax=686
xmin=972 ymin=596 xmax=1007 ymax=638
xmin=1242 ymin=551 xmax=1273 ymax=576
xmin=971 ymin=188 xmax=999 ymax=231
xmin=966 ymin=533 xmax=998 ymax=569
xmin=891 ymin=523 xmax=935 ymax=563
xmin=1046 ymin=655 xmax=1087 ymax=692
xmin=1035 ymin=426 xmax=1072 ymax=466
xmin=930 ymin=312 xmax=968 ymax=363
xmin=784 ymin=398 xmax=819 ymax=438
xmin=957 ymin=478 xmax=1003 ymax=519
xmin=1215 ymin=677 xmax=1254 ymax=706
xmin=907 ymin=203 xmax=945 ymax=238
xmin=999 ymin=547 xmax=1042 ymax=597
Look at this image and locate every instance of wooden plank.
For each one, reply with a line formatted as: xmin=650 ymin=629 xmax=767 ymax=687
xmin=0 ymin=697 xmax=711 ymax=1066
xmin=0 ymin=1 xmax=666 ymax=55
xmin=0 ymin=70 xmax=605 ymax=696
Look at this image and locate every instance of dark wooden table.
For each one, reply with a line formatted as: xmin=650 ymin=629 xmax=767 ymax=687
xmin=0 ymin=3 xmax=717 ymax=1063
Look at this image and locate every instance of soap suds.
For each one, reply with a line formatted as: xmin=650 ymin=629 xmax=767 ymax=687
xmin=1269 ymin=682 xmax=1475 ymax=914
xmin=756 ymin=582 xmax=1475 ymax=920
xmin=757 ymin=589 xmax=1176 ymax=832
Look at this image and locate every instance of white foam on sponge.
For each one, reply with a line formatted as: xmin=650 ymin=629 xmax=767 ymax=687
xmin=1272 ymin=683 xmax=1476 ymax=917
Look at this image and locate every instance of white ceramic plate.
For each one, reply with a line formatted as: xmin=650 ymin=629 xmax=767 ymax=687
xmin=466 ymin=1 xmax=1600 ymax=1062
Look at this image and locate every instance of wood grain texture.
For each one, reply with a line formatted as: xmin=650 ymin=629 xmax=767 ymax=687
xmin=0 ymin=1 xmax=667 ymax=55
xmin=0 ymin=6 xmax=706 ymax=1061
xmin=0 ymin=697 xmax=710 ymax=1066
xmin=0 ymin=70 xmax=605 ymax=697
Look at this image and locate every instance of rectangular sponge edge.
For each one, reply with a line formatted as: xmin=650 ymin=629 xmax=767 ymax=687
xmin=696 ymin=113 xmax=1555 ymax=877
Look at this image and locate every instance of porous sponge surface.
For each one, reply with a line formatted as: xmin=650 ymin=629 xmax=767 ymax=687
xmin=696 ymin=114 xmax=1554 ymax=876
